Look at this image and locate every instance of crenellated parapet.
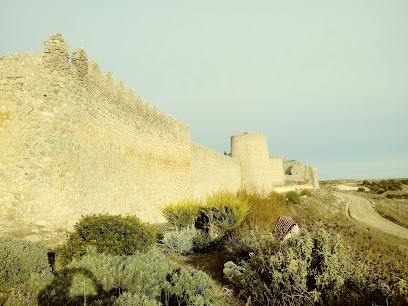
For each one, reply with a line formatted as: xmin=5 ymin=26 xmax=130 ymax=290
xmin=71 ymin=48 xmax=88 ymax=85
xmin=0 ymin=34 xmax=319 ymax=241
xmin=40 ymin=33 xmax=189 ymax=143
xmin=43 ymin=33 xmax=70 ymax=72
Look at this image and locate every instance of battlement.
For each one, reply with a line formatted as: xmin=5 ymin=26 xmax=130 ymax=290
xmin=0 ymin=34 xmax=319 ymax=238
xmin=40 ymin=33 xmax=189 ymax=142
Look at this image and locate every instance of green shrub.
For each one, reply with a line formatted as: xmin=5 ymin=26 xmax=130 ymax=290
xmin=163 ymin=193 xmax=249 ymax=241
xmin=161 ymin=199 xmax=202 ymax=230
xmin=0 ymin=240 xmax=51 ymax=288
xmin=168 ymin=267 xmax=223 ymax=306
xmin=357 ymin=187 xmax=365 ymax=192
xmin=58 ymin=214 xmax=156 ymax=266
xmin=234 ymin=229 xmax=408 ymax=305
xmin=114 ymin=292 xmax=160 ymax=305
xmin=192 ymin=232 xmax=212 ymax=253
xmin=286 ymin=190 xmax=301 ymax=204
xmin=4 ymin=271 xmax=54 ymax=306
xmin=363 ymin=179 xmax=403 ymax=194
xmin=37 ymin=247 xmax=224 ymax=306
xmin=160 ymin=228 xmax=199 ymax=255
xmin=203 ymin=192 xmax=249 ymax=239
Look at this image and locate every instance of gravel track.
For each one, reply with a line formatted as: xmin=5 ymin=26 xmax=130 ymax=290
xmin=334 ymin=192 xmax=408 ymax=240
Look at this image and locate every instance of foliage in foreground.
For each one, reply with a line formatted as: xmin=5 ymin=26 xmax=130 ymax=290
xmin=161 ymin=192 xmax=249 ymax=240
xmin=203 ymin=192 xmax=249 ymax=239
xmin=58 ymin=214 xmax=157 ymax=266
xmin=286 ymin=190 xmax=301 ymax=204
xmin=5 ymin=248 xmax=224 ymax=306
xmin=0 ymin=240 xmax=51 ymax=288
xmin=161 ymin=199 xmax=202 ymax=230
xmin=234 ymin=229 xmax=408 ymax=305
xmin=160 ymin=228 xmax=199 ymax=255
xmin=237 ymin=190 xmax=289 ymax=232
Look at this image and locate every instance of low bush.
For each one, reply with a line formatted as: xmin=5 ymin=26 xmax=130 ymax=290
xmin=192 ymin=232 xmax=212 ymax=253
xmin=362 ymin=179 xmax=403 ymax=194
xmin=163 ymin=192 xmax=249 ymax=241
xmin=234 ymin=229 xmax=408 ymax=305
xmin=357 ymin=187 xmax=365 ymax=192
xmin=0 ymin=240 xmax=51 ymax=288
xmin=362 ymin=179 xmax=370 ymax=186
xmin=300 ymin=188 xmax=313 ymax=196
xmin=58 ymin=214 xmax=156 ymax=266
xmin=202 ymin=192 xmax=249 ymax=240
xmin=35 ymin=248 xmax=224 ymax=306
xmin=161 ymin=199 xmax=202 ymax=230
xmin=286 ymin=190 xmax=301 ymax=204
xmin=4 ymin=271 xmax=54 ymax=306
xmin=160 ymin=228 xmax=199 ymax=255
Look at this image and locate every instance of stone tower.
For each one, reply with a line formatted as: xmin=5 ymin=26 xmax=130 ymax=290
xmin=231 ymin=132 xmax=274 ymax=193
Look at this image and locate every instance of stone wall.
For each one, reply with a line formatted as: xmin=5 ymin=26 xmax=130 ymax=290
xmin=0 ymin=34 xmax=319 ymax=237
xmin=0 ymin=34 xmax=192 ymax=229
xmin=283 ymin=159 xmax=319 ymax=189
xmin=190 ymin=142 xmax=241 ymax=200
xmin=231 ymin=133 xmax=277 ymax=193
xmin=269 ymin=156 xmax=285 ymax=185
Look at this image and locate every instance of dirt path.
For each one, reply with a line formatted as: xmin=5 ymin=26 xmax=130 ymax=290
xmin=334 ymin=192 xmax=408 ymax=240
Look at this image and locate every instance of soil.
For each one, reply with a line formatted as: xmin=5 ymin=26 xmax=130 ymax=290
xmin=334 ymin=191 xmax=408 ymax=241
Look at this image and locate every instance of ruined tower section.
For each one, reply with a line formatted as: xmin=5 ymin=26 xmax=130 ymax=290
xmin=231 ymin=132 xmax=274 ymax=193
xmin=283 ymin=159 xmax=320 ymax=190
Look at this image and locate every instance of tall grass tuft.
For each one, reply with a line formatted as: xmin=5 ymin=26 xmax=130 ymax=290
xmin=204 ymin=192 xmax=249 ymax=239
xmin=161 ymin=192 xmax=249 ymax=240
xmin=161 ymin=199 xmax=202 ymax=230
xmin=237 ymin=189 xmax=290 ymax=232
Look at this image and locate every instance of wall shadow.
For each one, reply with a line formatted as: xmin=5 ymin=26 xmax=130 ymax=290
xmin=38 ymin=267 xmax=115 ymax=305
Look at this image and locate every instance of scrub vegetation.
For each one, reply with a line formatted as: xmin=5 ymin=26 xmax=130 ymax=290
xmin=1 ymin=187 xmax=408 ymax=305
xmin=361 ymin=179 xmax=408 ymax=228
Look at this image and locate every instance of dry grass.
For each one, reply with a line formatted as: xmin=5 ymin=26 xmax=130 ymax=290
xmin=167 ymin=187 xmax=408 ymax=305
xmin=236 ymin=189 xmax=291 ymax=232
xmin=290 ymin=187 xmax=408 ymax=279
xmin=363 ymin=191 xmax=408 ymax=228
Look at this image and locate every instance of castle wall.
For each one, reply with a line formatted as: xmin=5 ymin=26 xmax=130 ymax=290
xmin=269 ymin=156 xmax=285 ymax=185
xmin=1 ymin=34 xmax=320 ymax=239
xmin=0 ymin=34 xmax=192 ymax=229
xmin=283 ymin=159 xmax=319 ymax=189
xmin=231 ymin=133 xmax=274 ymax=193
xmin=190 ymin=142 xmax=241 ymax=199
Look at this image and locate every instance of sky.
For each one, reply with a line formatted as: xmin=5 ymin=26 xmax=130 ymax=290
xmin=1 ymin=1 xmax=407 ymax=180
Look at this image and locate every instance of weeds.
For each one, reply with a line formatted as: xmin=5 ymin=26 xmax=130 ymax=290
xmin=236 ymin=190 xmax=290 ymax=232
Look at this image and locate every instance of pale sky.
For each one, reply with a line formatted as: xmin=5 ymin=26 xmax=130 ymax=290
xmin=1 ymin=1 xmax=407 ymax=180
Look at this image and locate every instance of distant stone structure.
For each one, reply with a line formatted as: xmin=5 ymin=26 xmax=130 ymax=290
xmin=0 ymin=34 xmax=318 ymax=232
